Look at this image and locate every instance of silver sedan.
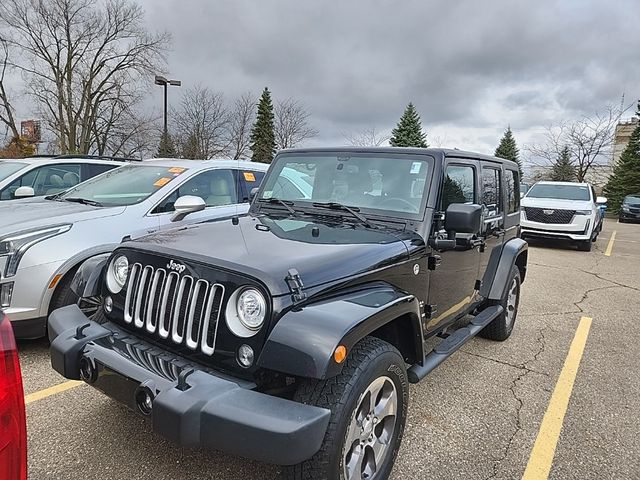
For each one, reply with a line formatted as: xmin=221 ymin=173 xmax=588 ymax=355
xmin=0 ymin=158 xmax=268 ymax=338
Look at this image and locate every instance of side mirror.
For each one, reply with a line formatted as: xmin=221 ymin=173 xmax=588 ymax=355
xmin=249 ymin=187 xmax=259 ymax=202
xmin=14 ymin=186 xmax=35 ymax=198
xmin=444 ymin=203 xmax=483 ymax=234
xmin=170 ymin=195 xmax=206 ymax=222
xmin=596 ymin=196 xmax=607 ymax=205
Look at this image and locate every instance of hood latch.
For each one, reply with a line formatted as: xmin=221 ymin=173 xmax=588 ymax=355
xmin=285 ymin=268 xmax=307 ymax=303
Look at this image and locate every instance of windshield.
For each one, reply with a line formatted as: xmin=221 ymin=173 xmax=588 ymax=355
xmin=526 ymin=184 xmax=591 ymax=201
xmin=59 ymin=164 xmax=187 ymax=206
xmin=623 ymin=195 xmax=640 ymax=205
xmin=259 ymin=153 xmax=432 ymax=217
xmin=0 ymin=162 xmax=27 ymax=182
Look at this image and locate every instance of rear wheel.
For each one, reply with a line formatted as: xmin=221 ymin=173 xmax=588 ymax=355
xmin=480 ymin=265 xmax=521 ymax=341
xmin=282 ymin=337 xmax=408 ymax=480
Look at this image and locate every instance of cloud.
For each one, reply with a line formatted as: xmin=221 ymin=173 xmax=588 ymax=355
xmin=9 ymin=0 xmax=640 ymax=158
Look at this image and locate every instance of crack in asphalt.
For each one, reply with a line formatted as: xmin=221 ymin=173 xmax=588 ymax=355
xmin=482 ymin=328 xmax=547 ymax=480
xmin=460 ymin=351 xmax=549 ymax=377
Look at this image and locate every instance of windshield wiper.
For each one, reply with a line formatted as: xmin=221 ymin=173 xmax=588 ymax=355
xmin=257 ymin=197 xmax=296 ymax=214
xmin=63 ymin=197 xmax=103 ymax=207
xmin=312 ymin=202 xmax=375 ymax=228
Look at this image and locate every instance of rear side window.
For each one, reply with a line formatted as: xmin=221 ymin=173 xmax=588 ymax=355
xmin=84 ymin=163 xmax=117 ymax=179
xmin=505 ymin=169 xmax=520 ymax=213
xmin=481 ymin=167 xmax=502 ymax=216
xmin=238 ymin=170 xmax=265 ymax=203
xmin=442 ymin=165 xmax=476 ymax=209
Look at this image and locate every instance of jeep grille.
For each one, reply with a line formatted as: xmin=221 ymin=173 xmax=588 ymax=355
xmin=123 ymin=263 xmax=225 ymax=356
xmin=524 ymin=207 xmax=576 ymax=224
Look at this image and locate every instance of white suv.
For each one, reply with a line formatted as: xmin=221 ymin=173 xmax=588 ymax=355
xmin=521 ymin=181 xmax=606 ymax=251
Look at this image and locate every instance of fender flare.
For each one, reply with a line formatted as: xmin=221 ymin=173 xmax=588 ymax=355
xmin=257 ymin=283 xmax=423 ymax=380
xmin=39 ymin=246 xmax=117 ymax=315
xmin=480 ymin=237 xmax=528 ymax=300
xmin=69 ymin=253 xmax=111 ymax=298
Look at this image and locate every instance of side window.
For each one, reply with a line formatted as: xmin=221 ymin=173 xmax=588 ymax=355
xmin=238 ymin=170 xmax=265 ymax=203
xmin=481 ymin=167 xmax=502 ymax=217
xmin=84 ymin=163 xmax=116 ymax=180
xmin=1 ymin=168 xmax=37 ymax=200
xmin=442 ymin=164 xmax=476 ymax=210
xmin=505 ymin=169 xmax=520 ymax=214
xmin=153 ymin=169 xmax=238 ymax=213
xmin=6 ymin=163 xmax=81 ymax=197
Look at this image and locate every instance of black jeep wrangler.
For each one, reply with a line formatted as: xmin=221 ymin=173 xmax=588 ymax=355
xmin=48 ymin=147 xmax=527 ymax=480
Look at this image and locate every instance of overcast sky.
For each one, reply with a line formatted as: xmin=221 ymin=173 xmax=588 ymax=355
xmin=11 ymin=0 xmax=640 ymax=158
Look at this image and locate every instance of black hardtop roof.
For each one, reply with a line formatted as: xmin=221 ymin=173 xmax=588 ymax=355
xmin=277 ymin=146 xmax=517 ymax=166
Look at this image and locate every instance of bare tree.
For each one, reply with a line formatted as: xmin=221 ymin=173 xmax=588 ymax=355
xmin=173 ymin=86 xmax=229 ymax=159
xmin=227 ymin=92 xmax=255 ymax=160
xmin=0 ymin=0 xmax=169 ymax=154
xmin=274 ymin=98 xmax=318 ymax=149
xmin=527 ymin=105 xmax=621 ymax=182
xmin=0 ymin=36 xmax=19 ymax=141
xmin=343 ymin=126 xmax=389 ymax=147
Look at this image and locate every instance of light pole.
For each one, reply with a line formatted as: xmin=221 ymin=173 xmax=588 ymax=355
xmin=154 ymin=75 xmax=181 ymax=137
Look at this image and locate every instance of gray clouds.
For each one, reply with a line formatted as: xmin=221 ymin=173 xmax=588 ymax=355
xmin=16 ymin=0 xmax=640 ymax=154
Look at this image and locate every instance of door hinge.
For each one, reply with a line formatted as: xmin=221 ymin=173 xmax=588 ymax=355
xmin=425 ymin=304 xmax=438 ymax=318
xmin=428 ymin=255 xmax=442 ymax=270
xmin=474 ymin=279 xmax=482 ymax=291
xmin=285 ymin=268 xmax=307 ymax=303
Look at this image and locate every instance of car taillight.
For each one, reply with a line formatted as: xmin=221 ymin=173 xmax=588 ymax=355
xmin=0 ymin=314 xmax=27 ymax=480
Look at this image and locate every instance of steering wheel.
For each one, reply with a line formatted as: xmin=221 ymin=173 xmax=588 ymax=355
xmin=379 ymin=197 xmax=419 ymax=213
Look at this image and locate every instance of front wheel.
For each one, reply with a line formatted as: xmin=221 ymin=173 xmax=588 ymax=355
xmin=577 ymin=239 xmax=593 ymax=251
xmin=282 ymin=337 xmax=408 ymax=480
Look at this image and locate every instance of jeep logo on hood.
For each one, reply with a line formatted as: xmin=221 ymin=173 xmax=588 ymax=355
xmin=166 ymin=259 xmax=186 ymax=273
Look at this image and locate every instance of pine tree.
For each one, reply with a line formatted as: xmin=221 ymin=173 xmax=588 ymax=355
xmin=156 ymin=131 xmax=177 ymax=158
xmin=250 ymin=87 xmax=276 ymax=163
xmin=494 ymin=127 xmax=522 ymax=176
xmin=550 ymin=146 xmax=576 ymax=181
xmin=389 ymin=103 xmax=428 ymax=148
xmin=181 ymin=133 xmax=200 ymax=159
xmin=604 ymin=104 xmax=640 ymax=213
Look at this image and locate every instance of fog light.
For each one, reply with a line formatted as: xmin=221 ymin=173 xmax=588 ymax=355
xmin=237 ymin=344 xmax=254 ymax=368
xmin=104 ymin=295 xmax=113 ymax=313
xmin=79 ymin=357 xmax=97 ymax=383
xmin=0 ymin=282 xmax=13 ymax=308
xmin=135 ymin=387 xmax=154 ymax=416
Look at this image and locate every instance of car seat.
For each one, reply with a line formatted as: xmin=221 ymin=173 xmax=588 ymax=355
xmin=45 ymin=174 xmax=65 ymax=194
xmin=62 ymin=172 xmax=80 ymax=187
xmin=206 ymin=174 xmax=233 ymax=206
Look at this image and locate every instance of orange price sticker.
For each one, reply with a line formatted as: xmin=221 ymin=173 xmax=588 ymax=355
xmin=153 ymin=177 xmax=172 ymax=187
xmin=243 ymin=171 xmax=256 ymax=182
xmin=168 ymin=167 xmax=186 ymax=174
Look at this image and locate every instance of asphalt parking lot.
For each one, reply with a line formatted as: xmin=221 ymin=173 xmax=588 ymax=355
xmin=18 ymin=218 xmax=640 ymax=480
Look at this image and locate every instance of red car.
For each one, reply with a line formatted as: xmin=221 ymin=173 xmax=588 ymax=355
xmin=0 ymin=312 xmax=27 ymax=480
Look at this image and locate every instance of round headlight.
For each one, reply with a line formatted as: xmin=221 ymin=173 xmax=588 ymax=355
xmin=106 ymin=255 xmax=129 ymax=294
xmin=236 ymin=289 xmax=266 ymax=331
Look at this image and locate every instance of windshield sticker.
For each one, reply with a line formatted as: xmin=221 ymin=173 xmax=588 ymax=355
xmin=410 ymin=162 xmax=422 ymax=174
xmin=263 ymin=190 xmax=273 ymax=199
xmin=243 ymin=171 xmax=256 ymax=182
xmin=168 ymin=167 xmax=186 ymax=174
xmin=153 ymin=177 xmax=172 ymax=187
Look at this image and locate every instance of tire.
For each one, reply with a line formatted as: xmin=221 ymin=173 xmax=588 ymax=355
xmin=49 ymin=268 xmax=80 ymax=313
xmin=282 ymin=337 xmax=408 ymax=480
xmin=480 ymin=265 xmax=521 ymax=341
xmin=619 ymin=218 xmax=626 ymax=223
xmin=577 ymin=239 xmax=592 ymax=252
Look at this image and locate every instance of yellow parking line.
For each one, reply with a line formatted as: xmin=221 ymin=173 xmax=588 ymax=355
xmin=522 ymin=316 xmax=592 ymax=480
xmin=604 ymin=231 xmax=617 ymax=256
xmin=24 ymin=380 xmax=83 ymax=405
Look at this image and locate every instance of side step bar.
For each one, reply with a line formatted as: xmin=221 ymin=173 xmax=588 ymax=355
xmin=407 ymin=304 xmax=504 ymax=383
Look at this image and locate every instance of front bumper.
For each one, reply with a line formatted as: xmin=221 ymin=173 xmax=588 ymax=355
xmin=48 ymin=305 xmax=331 ymax=466
xmin=620 ymin=210 xmax=640 ymax=221
xmin=521 ymin=216 xmax=592 ymax=241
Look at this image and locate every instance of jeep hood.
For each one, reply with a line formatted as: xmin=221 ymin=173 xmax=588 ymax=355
xmin=0 ymin=200 xmax=126 ymax=237
xmin=521 ymin=197 xmax=593 ymax=211
xmin=127 ymin=214 xmax=415 ymax=296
